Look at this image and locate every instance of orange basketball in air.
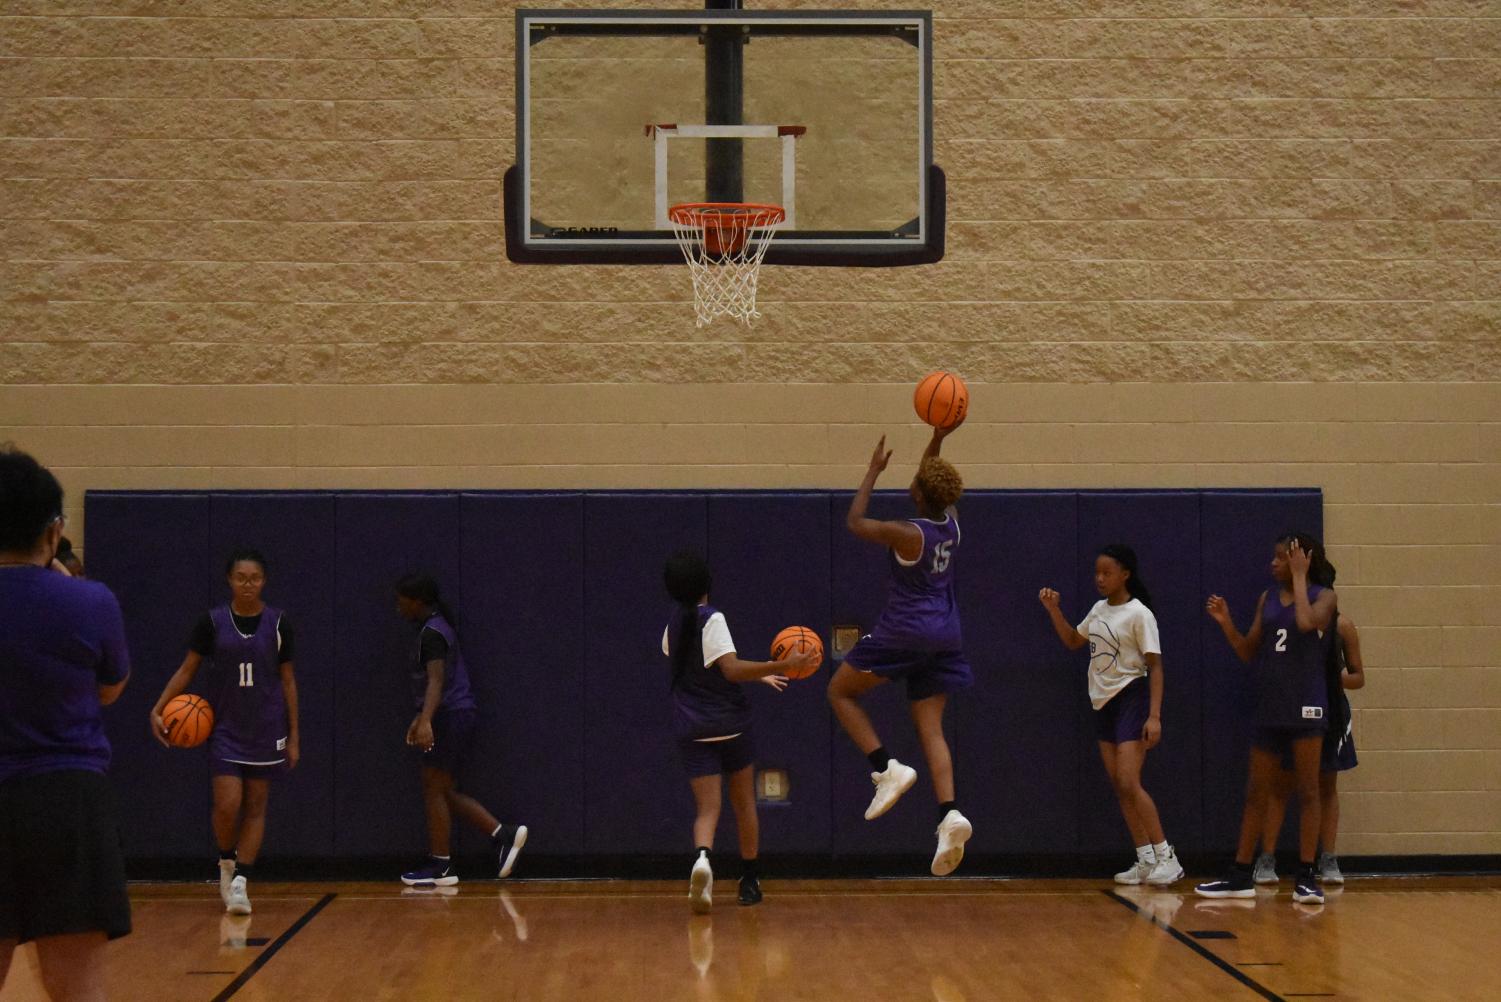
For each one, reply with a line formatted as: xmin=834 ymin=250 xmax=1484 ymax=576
xmin=162 ymin=693 xmax=214 ymax=748
xmin=914 ymin=371 xmax=969 ymax=429
xmin=771 ymin=626 xmax=824 ymax=680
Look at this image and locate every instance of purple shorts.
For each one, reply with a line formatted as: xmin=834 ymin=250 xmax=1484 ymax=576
xmin=420 ymin=708 xmax=476 ymax=777
xmin=844 ymin=636 xmax=972 ymax=701
xmin=678 ymin=732 xmax=755 ymax=779
xmin=210 ymin=758 xmax=286 ymax=781
xmin=1094 ymin=677 xmax=1150 ymax=745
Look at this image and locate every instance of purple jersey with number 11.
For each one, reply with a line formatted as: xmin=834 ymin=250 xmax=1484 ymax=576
xmin=207 ymin=604 xmax=288 ymax=765
xmin=870 ymin=514 xmax=962 ymax=651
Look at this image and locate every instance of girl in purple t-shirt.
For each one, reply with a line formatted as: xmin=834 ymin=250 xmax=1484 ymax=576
xmin=663 ymin=549 xmax=816 ymax=913
xmin=150 ymin=548 xmax=300 ymax=918
xmin=827 ymin=421 xmax=973 ymax=877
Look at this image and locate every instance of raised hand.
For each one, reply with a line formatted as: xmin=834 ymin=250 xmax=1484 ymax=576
xmin=1205 ymin=594 xmax=1232 ymax=625
xmin=1038 ymin=587 xmax=1061 ymax=611
xmin=1288 ymin=539 xmax=1311 ymax=579
xmin=867 ymin=435 xmax=893 ymax=475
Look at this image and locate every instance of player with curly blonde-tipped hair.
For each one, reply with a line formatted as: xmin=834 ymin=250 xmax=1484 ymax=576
xmin=828 ymin=417 xmax=973 ymax=875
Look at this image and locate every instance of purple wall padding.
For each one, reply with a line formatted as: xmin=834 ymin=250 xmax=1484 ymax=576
xmin=457 ymin=493 xmax=587 ymax=855
xmin=86 ymin=488 xmax=1321 ymax=865
xmin=91 ymin=494 xmax=213 ymax=860
xmin=956 ymin=492 xmax=1082 ymax=853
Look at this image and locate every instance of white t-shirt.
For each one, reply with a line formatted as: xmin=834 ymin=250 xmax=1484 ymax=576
xmin=660 ymin=611 xmax=736 ymax=666
xmin=1075 ymin=598 xmax=1161 ymax=710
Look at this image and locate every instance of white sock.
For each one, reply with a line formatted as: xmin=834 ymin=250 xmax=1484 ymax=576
xmin=1153 ymin=841 xmax=1171 ymax=860
xmin=1136 ymin=845 xmax=1154 ymax=864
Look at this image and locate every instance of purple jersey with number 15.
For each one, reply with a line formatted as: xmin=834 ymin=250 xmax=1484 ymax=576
xmin=206 ymin=604 xmax=288 ymax=764
xmin=870 ymin=514 xmax=962 ymax=651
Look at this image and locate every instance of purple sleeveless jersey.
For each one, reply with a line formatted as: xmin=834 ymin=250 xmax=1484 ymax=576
xmin=870 ymin=515 xmax=963 ymax=651
xmin=411 ymin=614 xmax=476 ymax=715
xmin=207 ymin=604 xmax=288 ymax=764
xmin=1255 ymin=584 xmax=1330 ymax=729
xmin=666 ymin=604 xmax=750 ymax=741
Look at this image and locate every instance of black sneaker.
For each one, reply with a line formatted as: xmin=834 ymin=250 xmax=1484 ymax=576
xmin=1195 ymin=868 xmax=1254 ymax=899
xmin=401 ymin=858 xmax=458 ymax=887
xmin=493 ymin=824 xmax=528 ymax=879
xmin=1292 ymin=870 xmax=1324 ymax=905
xmin=737 ymin=875 xmax=762 ymax=906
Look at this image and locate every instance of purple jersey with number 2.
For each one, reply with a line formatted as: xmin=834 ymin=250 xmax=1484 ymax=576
xmin=207 ymin=604 xmax=288 ymax=764
xmin=870 ymin=515 xmax=963 ymax=651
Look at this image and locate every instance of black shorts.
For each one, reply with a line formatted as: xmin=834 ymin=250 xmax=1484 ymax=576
xmin=678 ymin=732 xmax=755 ymax=779
xmin=419 ymin=708 xmax=477 ymax=777
xmin=0 ymin=769 xmax=131 ymax=944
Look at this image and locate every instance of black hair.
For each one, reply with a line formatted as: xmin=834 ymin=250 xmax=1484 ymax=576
xmin=0 ymin=444 xmax=64 ymax=554
xmin=396 ymin=572 xmax=458 ymax=627
xmin=663 ymin=549 xmax=712 ymax=687
xmin=1276 ymin=531 xmax=1337 ymax=589
xmin=1098 ymin=543 xmax=1153 ymax=611
xmin=224 ymin=547 xmax=268 ymax=577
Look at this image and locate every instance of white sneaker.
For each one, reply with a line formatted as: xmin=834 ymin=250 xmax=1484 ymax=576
xmin=864 ymin=760 xmax=918 ymax=820
xmin=689 ymin=853 xmax=713 ymax=914
xmin=1147 ymin=847 xmax=1185 ymax=886
xmin=1114 ymin=859 xmax=1153 ymax=885
xmin=930 ymin=809 xmax=972 ymax=876
xmin=226 ymin=875 xmax=252 ymax=915
xmin=218 ymin=859 xmax=236 ymax=905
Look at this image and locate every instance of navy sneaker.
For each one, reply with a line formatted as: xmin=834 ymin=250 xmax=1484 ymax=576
xmin=401 ymin=858 xmax=459 ymax=887
xmin=738 ymin=875 xmax=763 ymax=906
xmin=1195 ymin=868 xmax=1254 ymax=899
xmin=1292 ymin=871 xmax=1324 ymax=905
xmin=494 ymin=824 xmax=528 ymax=879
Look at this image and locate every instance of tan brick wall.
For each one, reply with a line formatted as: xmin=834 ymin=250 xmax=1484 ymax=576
xmin=1 ymin=2 xmax=1498 ymax=855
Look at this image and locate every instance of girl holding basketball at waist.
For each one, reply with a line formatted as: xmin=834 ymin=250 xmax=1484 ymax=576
xmin=827 ymin=420 xmax=973 ymax=876
xmin=662 ymin=549 xmax=818 ymax=913
xmin=395 ymin=574 xmax=527 ymax=888
xmin=150 ymin=548 xmax=299 ymax=917
xmin=1197 ymin=533 xmax=1337 ymax=906
xmin=1039 ymin=545 xmax=1183 ymax=886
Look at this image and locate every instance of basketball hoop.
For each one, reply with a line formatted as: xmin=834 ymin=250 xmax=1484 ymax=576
xmin=668 ymin=202 xmax=785 ymax=326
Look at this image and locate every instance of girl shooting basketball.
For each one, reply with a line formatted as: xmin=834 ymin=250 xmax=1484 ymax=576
xmin=394 ymin=573 xmax=527 ymax=887
xmin=827 ymin=422 xmax=972 ymax=876
xmin=1038 ymin=544 xmax=1183 ymax=886
xmin=663 ymin=549 xmax=817 ymax=913
xmin=1197 ymin=533 xmax=1337 ymax=905
xmin=149 ymin=548 xmax=299 ymax=916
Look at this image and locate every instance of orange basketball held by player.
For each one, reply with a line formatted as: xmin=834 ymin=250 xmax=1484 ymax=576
xmin=914 ymin=371 xmax=969 ymax=430
xmin=771 ymin=626 xmax=825 ymax=680
xmin=161 ymin=693 xmax=214 ymax=748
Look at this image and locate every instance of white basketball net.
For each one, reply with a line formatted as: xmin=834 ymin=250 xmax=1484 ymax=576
xmin=668 ymin=204 xmax=785 ymax=327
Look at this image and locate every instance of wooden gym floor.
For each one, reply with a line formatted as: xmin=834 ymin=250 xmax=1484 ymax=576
xmin=2 ymin=877 xmax=1498 ymax=1001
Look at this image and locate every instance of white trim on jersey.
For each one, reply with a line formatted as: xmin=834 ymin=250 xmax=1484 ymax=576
xmin=222 ymin=758 xmax=287 ymax=766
